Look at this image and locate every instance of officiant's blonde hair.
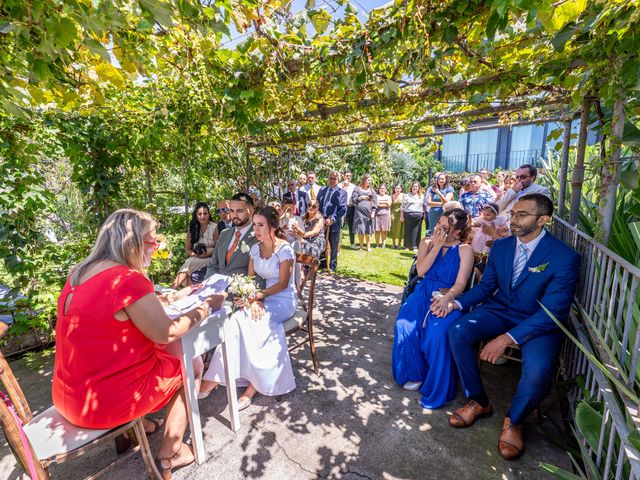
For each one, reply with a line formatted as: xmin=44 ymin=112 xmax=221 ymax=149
xmin=71 ymin=209 xmax=157 ymax=286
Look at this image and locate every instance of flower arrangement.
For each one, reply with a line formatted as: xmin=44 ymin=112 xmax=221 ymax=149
xmin=227 ymin=274 xmax=259 ymax=309
xmin=147 ymin=234 xmax=172 ymax=283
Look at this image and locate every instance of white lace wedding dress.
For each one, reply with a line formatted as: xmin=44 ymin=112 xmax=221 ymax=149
xmin=202 ymin=243 xmax=297 ymax=395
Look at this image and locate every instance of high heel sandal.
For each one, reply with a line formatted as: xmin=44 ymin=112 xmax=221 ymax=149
xmin=154 ymin=443 xmax=194 ymax=480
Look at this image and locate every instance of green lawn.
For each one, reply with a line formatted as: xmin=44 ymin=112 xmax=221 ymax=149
xmin=334 ymin=231 xmax=414 ymax=287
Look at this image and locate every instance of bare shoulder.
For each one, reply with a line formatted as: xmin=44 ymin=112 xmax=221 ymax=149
xmin=458 ymin=243 xmax=474 ymax=258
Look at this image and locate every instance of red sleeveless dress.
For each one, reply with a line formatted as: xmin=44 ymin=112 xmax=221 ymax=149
xmin=52 ymin=265 xmax=183 ymax=429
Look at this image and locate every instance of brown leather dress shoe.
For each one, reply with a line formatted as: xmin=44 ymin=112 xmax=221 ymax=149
xmin=449 ymin=400 xmax=493 ymax=428
xmin=498 ymin=417 xmax=524 ymax=460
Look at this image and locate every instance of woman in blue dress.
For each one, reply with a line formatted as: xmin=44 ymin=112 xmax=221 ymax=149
xmin=392 ymin=208 xmax=474 ymax=409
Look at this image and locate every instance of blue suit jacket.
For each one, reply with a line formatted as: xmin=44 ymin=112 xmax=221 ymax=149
xmin=317 ymin=186 xmax=347 ymax=233
xmin=283 ymin=189 xmax=308 ymax=216
xmin=457 ymin=231 xmax=580 ymax=344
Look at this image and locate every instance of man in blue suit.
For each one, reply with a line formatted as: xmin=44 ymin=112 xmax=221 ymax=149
xmin=283 ymin=179 xmax=308 ymax=217
xmin=317 ymin=170 xmax=348 ymax=273
xmin=437 ymin=193 xmax=580 ymax=460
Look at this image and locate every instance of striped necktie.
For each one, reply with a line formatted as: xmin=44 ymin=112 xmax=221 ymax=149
xmin=511 ymin=243 xmax=528 ymax=287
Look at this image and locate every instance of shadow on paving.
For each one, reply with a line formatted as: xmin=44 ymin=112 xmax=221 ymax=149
xmin=0 ymin=274 xmax=572 ymax=479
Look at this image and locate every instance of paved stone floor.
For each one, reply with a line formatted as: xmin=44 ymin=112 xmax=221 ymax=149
xmin=0 ymin=274 xmax=572 ymax=479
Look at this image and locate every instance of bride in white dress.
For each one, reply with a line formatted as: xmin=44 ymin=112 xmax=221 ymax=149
xmin=199 ymin=206 xmax=297 ymax=409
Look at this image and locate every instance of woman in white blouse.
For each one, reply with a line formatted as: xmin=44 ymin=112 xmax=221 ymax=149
xmin=401 ymin=182 xmax=424 ymax=251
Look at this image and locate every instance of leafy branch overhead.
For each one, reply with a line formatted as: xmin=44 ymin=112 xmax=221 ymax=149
xmin=0 ymin=0 xmax=639 ymax=148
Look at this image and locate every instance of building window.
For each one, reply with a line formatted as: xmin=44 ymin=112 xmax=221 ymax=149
xmin=509 ymin=124 xmax=545 ymax=168
xmin=468 ymin=129 xmax=498 ymax=171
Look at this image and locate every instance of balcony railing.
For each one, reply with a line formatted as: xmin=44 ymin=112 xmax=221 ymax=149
xmin=441 ymin=149 xmax=545 ymax=172
xmin=551 ymin=216 xmax=640 ymax=479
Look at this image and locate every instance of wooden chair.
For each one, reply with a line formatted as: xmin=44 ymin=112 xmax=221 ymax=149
xmin=0 ymin=351 xmax=161 ymax=479
xmin=284 ymin=252 xmax=320 ymax=373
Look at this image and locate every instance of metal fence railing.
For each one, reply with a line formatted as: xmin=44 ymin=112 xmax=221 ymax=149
xmin=552 ymin=216 xmax=640 ymax=479
xmin=441 ymin=149 xmax=546 ymax=173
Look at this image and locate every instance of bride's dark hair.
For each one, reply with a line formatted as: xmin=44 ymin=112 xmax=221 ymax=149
xmin=255 ymin=206 xmax=286 ymax=241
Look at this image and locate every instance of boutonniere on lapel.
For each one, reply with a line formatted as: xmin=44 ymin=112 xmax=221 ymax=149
xmin=240 ymin=242 xmax=250 ymax=253
xmin=528 ymin=262 xmax=549 ymax=273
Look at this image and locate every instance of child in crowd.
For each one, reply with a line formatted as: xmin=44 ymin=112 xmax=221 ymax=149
xmin=471 ymin=203 xmax=509 ymax=254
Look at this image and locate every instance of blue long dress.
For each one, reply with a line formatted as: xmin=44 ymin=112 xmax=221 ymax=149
xmin=392 ymin=245 xmax=463 ymax=409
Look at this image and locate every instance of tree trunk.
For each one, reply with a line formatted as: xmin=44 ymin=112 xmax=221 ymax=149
xmin=595 ymin=94 xmax=625 ymax=245
xmin=182 ymin=154 xmax=189 ymax=229
xmin=557 ymin=119 xmax=572 ymax=219
xmin=144 ymin=151 xmax=153 ymax=207
xmin=569 ymin=99 xmax=590 ymax=226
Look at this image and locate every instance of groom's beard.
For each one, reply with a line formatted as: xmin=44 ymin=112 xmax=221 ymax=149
xmin=510 ymin=222 xmax=538 ymax=237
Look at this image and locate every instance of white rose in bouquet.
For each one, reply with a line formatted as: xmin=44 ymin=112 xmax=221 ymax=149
xmin=227 ymin=274 xmax=259 ymax=310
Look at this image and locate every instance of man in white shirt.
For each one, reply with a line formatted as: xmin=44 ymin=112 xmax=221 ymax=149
xmin=498 ymin=164 xmax=551 ymax=215
xmin=339 ymin=170 xmax=356 ymax=247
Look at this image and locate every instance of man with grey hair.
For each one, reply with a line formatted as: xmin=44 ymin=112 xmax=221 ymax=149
xmin=317 ymin=170 xmax=347 ymax=272
xmin=460 ymin=174 xmax=492 ymax=218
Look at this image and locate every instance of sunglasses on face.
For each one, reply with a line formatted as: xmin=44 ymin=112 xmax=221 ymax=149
xmin=515 ymin=175 xmax=531 ymax=180
xmin=217 ymin=208 xmax=229 ymax=213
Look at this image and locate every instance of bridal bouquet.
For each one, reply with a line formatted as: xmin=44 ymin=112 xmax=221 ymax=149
xmin=227 ymin=274 xmax=259 ymax=310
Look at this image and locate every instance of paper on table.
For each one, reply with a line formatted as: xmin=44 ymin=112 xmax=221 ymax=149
xmin=164 ymin=274 xmax=230 ymax=319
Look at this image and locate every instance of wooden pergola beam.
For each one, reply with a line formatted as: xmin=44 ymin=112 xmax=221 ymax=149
xmin=252 ymin=115 xmax=570 ymax=154
xmin=249 ymin=97 xmax=570 ymax=148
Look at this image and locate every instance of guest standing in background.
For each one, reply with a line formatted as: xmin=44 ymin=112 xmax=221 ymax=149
xmin=317 ymin=171 xmax=347 ymax=273
xmin=424 ymin=173 xmax=455 ymax=236
xmin=460 ymin=175 xmax=492 ymax=219
xmin=283 ymin=178 xmax=308 ymax=218
xmin=303 ymin=171 xmax=321 ymax=202
xmin=351 ymin=174 xmax=378 ymax=252
xmin=389 ymin=184 xmax=405 ymax=249
xmin=493 ymin=171 xmax=507 ymax=199
xmin=215 ymin=200 xmax=232 ymax=237
xmin=401 ymin=182 xmax=424 ymax=251
xmin=340 ymin=170 xmax=357 ymax=248
xmin=374 ymin=184 xmax=392 ymax=248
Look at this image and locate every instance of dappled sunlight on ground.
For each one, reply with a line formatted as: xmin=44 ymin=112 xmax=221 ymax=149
xmin=0 ymin=273 xmax=571 ymax=479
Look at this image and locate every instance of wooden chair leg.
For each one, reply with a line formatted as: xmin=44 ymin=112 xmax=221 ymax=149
xmin=132 ymin=420 xmax=162 ymax=480
xmin=307 ymin=318 xmax=319 ymax=374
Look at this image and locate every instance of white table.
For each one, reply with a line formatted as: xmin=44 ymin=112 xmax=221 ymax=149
xmin=166 ymin=305 xmax=239 ymax=464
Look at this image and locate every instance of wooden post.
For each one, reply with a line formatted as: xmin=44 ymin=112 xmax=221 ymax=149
xmin=568 ymin=99 xmax=590 ymax=226
xmin=557 ymin=119 xmax=572 ymax=219
xmin=596 ymin=94 xmax=625 ymax=245
xmin=245 ymin=144 xmax=251 ymax=192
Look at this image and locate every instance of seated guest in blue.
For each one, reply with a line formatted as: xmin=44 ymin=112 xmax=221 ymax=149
xmin=437 ymin=193 xmax=580 ymax=460
xmin=392 ymin=209 xmax=474 ymax=409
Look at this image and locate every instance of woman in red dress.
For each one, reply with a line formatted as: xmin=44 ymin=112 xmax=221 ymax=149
xmin=52 ymin=209 xmax=226 ymax=478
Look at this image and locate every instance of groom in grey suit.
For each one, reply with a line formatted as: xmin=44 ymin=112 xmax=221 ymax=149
xmin=206 ymin=192 xmax=259 ymax=280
